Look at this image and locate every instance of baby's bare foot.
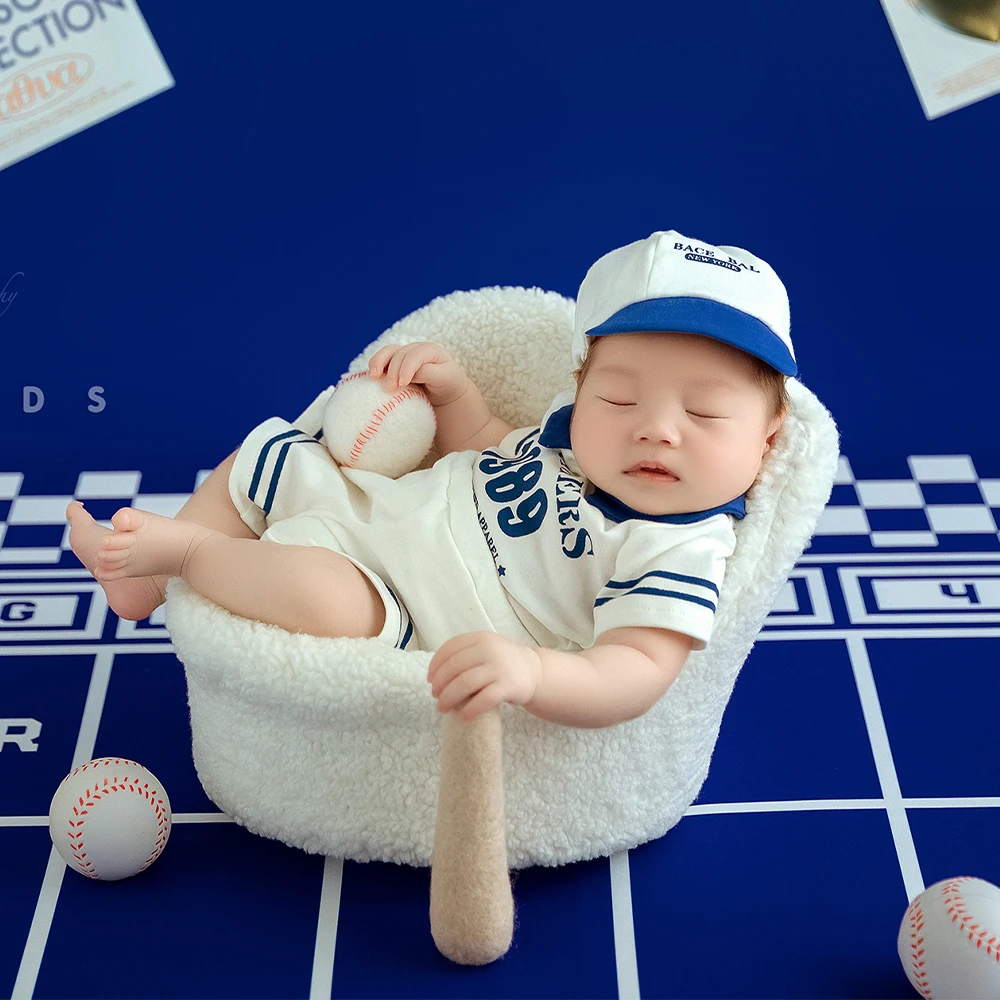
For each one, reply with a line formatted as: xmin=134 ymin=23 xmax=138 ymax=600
xmin=66 ymin=502 xmax=169 ymax=621
xmin=94 ymin=506 xmax=211 ymax=583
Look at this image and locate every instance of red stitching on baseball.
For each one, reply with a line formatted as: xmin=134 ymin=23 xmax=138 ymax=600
xmin=331 ymin=374 xmax=430 ymax=468
xmin=59 ymin=761 xmax=169 ymax=879
xmin=906 ymin=900 xmax=933 ymax=998
xmin=349 ymin=388 xmax=426 ymax=466
xmin=60 ymin=757 xmax=142 ymax=786
xmin=939 ymin=878 xmax=1000 ymax=970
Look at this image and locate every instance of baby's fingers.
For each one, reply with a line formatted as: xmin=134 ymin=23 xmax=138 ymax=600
xmin=387 ymin=343 xmax=441 ymax=387
xmin=457 ymin=687 xmax=502 ymax=723
xmin=366 ymin=345 xmax=399 ymax=378
xmin=394 ymin=352 xmax=434 ymax=388
xmin=382 ymin=351 xmax=412 ymax=387
xmin=436 ymin=666 xmax=491 ymax=714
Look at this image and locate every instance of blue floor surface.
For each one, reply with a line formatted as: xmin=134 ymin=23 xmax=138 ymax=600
xmin=3 ymin=472 xmax=998 ymax=997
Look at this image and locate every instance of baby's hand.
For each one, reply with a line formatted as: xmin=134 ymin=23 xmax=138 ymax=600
xmin=428 ymin=631 xmax=542 ymax=722
xmin=367 ymin=341 xmax=468 ymax=408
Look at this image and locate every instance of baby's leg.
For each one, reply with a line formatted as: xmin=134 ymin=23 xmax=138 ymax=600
xmin=67 ymin=448 xmax=258 ymax=621
xmin=94 ymin=508 xmax=385 ymax=639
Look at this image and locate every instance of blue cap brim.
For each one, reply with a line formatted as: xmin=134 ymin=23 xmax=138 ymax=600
xmin=585 ymin=297 xmax=797 ymax=376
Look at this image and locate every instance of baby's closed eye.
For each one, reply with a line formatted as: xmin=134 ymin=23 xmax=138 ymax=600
xmin=596 ymin=396 xmax=727 ymax=419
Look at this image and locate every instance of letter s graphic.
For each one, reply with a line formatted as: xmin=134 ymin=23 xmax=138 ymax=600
xmin=561 ymin=527 xmax=593 ymax=559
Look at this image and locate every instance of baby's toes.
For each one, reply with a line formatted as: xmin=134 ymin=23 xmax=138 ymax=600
xmin=98 ymin=534 xmax=135 ymax=571
xmin=98 ymin=546 xmax=130 ymax=566
xmin=95 ymin=548 xmax=124 ymax=571
xmin=110 ymin=507 xmax=137 ymax=532
xmin=100 ymin=533 xmax=132 ymax=553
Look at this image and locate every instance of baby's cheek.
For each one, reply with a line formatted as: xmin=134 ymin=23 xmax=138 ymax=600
xmin=743 ymin=444 xmax=771 ymax=488
xmin=718 ymin=438 xmax=761 ymax=491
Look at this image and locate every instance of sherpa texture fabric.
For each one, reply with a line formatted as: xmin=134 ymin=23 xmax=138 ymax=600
xmin=165 ymin=285 xmax=840 ymax=870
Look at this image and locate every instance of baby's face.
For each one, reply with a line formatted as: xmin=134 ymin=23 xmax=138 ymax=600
xmin=570 ymin=331 xmax=784 ymax=517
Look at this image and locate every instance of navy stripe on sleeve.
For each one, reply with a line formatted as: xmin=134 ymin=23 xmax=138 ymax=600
xmin=602 ymin=569 xmax=720 ymax=597
xmin=595 ymin=587 xmax=717 ymax=613
xmin=262 ymin=440 xmax=297 ymax=515
xmin=384 ymin=585 xmax=414 ymax=650
xmin=248 ymin=428 xmax=324 ymax=513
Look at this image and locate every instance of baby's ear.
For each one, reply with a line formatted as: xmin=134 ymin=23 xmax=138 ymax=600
xmin=762 ymin=410 xmax=786 ymax=454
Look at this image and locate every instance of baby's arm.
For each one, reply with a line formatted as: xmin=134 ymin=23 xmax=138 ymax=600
xmin=368 ymin=342 xmax=514 ymax=456
xmin=428 ymin=626 xmax=693 ymax=728
xmin=433 ymin=380 xmax=515 ymax=455
xmin=525 ymin=627 xmax=693 ymax=728
xmin=524 ymin=522 xmax=732 ymax=726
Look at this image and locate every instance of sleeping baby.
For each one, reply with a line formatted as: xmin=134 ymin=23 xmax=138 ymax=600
xmin=66 ymin=230 xmax=794 ymax=730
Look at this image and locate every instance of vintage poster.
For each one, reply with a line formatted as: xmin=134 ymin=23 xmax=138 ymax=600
xmin=881 ymin=0 xmax=1000 ymax=117
xmin=0 ymin=0 xmax=173 ymax=171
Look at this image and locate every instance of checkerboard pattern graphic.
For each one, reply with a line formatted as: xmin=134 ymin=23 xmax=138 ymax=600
xmin=0 ymin=469 xmax=213 ymax=566
xmin=816 ymin=456 xmax=1000 ymax=553
xmin=2 ymin=456 xmax=999 ymax=565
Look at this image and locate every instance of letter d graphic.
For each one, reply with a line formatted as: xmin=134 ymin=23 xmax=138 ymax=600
xmin=23 ymin=386 xmax=44 ymax=413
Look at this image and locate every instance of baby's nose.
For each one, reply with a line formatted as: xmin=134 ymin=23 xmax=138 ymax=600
xmin=636 ymin=414 xmax=680 ymax=444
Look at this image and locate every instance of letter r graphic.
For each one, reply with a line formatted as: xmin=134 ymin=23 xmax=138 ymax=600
xmin=0 ymin=718 xmax=42 ymax=752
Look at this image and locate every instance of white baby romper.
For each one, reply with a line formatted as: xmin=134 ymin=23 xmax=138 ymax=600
xmin=228 ymin=386 xmax=740 ymax=656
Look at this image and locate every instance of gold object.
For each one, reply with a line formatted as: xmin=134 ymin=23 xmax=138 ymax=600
xmin=910 ymin=0 xmax=1000 ymax=41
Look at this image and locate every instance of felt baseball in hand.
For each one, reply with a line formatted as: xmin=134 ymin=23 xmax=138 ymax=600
xmin=323 ymin=372 xmax=436 ymax=479
xmin=898 ymin=876 xmax=1000 ymax=998
xmin=49 ymin=757 xmax=171 ymax=881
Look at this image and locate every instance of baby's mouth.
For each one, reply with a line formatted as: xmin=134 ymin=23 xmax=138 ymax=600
xmin=625 ymin=462 xmax=679 ymax=481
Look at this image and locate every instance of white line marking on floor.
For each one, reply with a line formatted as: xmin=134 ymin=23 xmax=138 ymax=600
xmin=5 ymin=798 xmax=998 ymax=827
xmin=12 ymin=648 xmax=113 ymax=999
xmin=846 ymin=635 xmax=924 ymax=902
xmin=610 ymin=850 xmax=640 ymax=1000
xmin=310 ymin=856 xmax=344 ymax=999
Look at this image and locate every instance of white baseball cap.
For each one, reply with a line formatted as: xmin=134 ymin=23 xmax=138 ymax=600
xmin=572 ymin=230 xmax=796 ymax=376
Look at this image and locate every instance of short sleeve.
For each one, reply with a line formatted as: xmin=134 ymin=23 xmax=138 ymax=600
xmin=227 ymin=385 xmax=338 ymax=535
xmin=592 ymin=517 xmax=737 ymax=651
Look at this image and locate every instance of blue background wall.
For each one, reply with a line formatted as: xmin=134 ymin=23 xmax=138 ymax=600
xmin=3 ymin=6 xmax=1000 ymax=998
xmin=2 ymin=1 xmax=998 ymax=479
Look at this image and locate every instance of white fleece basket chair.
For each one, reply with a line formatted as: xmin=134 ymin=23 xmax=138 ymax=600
xmin=165 ymin=285 xmax=839 ymax=871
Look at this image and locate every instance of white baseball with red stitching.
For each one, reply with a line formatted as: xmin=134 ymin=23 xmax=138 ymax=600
xmin=898 ymin=876 xmax=1000 ymax=998
xmin=48 ymin=757 xmax=172 ymax=881
xmin=322 ymin=371 xmax=436 ymax=479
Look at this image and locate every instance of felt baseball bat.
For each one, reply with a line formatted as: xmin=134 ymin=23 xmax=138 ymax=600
xmin=429 ymin=708 xmax=514 ymax=965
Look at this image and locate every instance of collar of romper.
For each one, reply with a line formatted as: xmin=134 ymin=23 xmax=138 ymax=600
xmin=538 ymin=396 xmax=746 ymax=525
